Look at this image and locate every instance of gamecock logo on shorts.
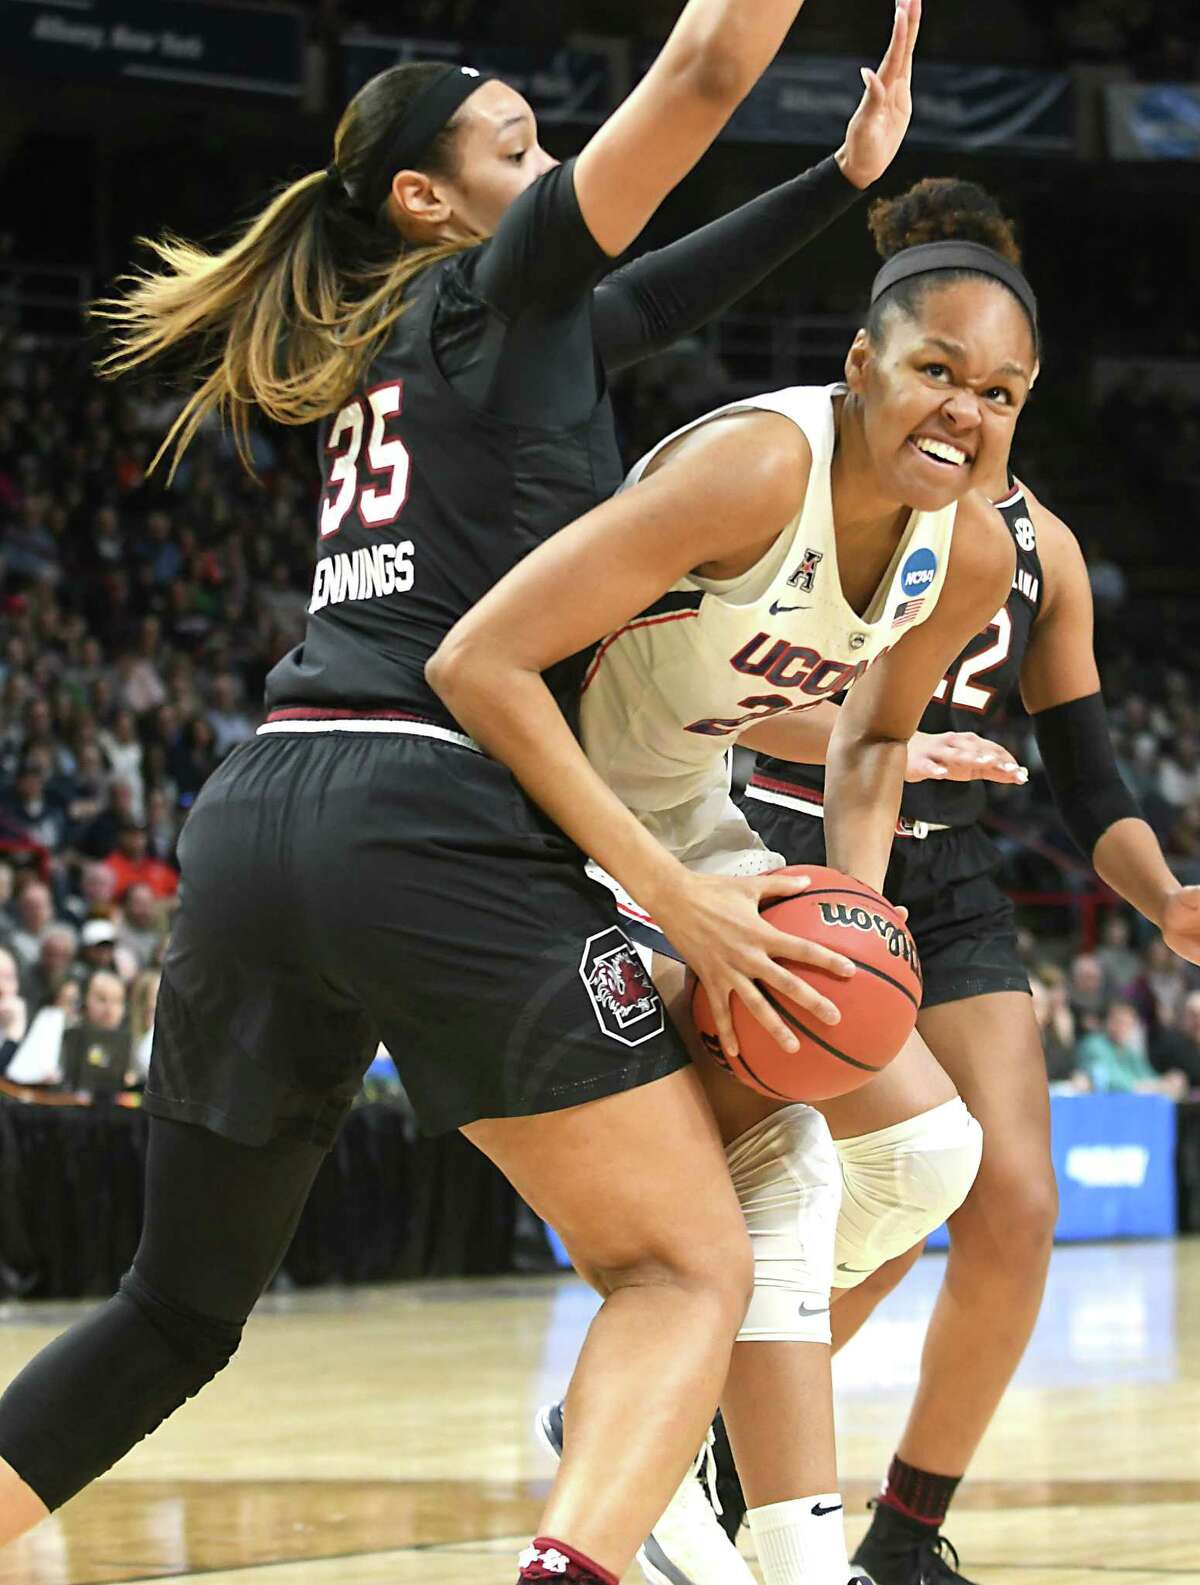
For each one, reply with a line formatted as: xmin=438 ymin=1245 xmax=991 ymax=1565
xmin=579 ymin=928 xmax=665 ymax=1047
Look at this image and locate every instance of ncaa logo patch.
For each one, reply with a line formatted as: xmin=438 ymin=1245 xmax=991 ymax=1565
xmin=900 ymin=547 xmax=938 ymax=597
xmin=579 ymin=928 xmax=665 ymax=1047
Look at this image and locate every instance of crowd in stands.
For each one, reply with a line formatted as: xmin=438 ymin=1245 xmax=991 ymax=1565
xmin=1029 ymin=914 xmax=1200 ymax=1099
xmin=3 ymin=317 xmax=1200 ymax=1103
xmin=0 ymin=330 xmax=313 ymax=1096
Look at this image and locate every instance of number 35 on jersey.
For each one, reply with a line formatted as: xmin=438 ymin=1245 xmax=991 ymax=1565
xmin=311 ymin=381 xmax=416 ymax=614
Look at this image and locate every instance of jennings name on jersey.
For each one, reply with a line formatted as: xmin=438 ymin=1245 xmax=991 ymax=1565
xmin=750 ymin=478 xmax=1044 ymax=831
xmin=581 ymin=384 xmax=958 ymax=871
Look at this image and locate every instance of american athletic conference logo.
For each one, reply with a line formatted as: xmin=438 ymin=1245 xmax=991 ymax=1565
xmin=579 ymin=928 xmax=665 ymax=1046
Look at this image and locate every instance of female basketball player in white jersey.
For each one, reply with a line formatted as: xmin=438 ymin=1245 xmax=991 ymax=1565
xmin=712 ymin=182 xmax=1200 ymax=1585
xmin=429 ymin=217 xmax=1039 ymax=1584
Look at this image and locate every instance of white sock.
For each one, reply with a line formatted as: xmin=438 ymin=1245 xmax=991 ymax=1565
xmin=747 ymin=1496 xmax=849 ymax=1584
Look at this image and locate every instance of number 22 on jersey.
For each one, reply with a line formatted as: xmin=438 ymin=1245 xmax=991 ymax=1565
xmin=933 ymin=606 xmax=1012 ymax=714
xmin=321 ymin=382 xmax=412 ymax=537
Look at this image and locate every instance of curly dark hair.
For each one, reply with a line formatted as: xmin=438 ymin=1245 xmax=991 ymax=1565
xmin=865 ymin=177 xmax=1035 ymax=352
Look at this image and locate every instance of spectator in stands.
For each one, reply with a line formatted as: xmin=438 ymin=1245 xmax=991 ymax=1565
xmin=144 ymin=785 xmax=178 ymax=866
xmin=99 ymin=710 xmax=144 ymax=817
xmin=1031 ymin=965 xmax=1080 ymax=1084
xmin=207 ymin=672 xmax=255 ymax=759
xmin=5 ymin=879 xmax=54 ymax=972
xmin=78 ymin=916 xmax=126 ymax=981
xmin=168 ymin=717 xmax=219 ymax=802
xmin=1147 ymin=988 xmax=1200 ymax=1091
xmin=58 ymin=968 xmax=131 ymax=1098
xmin=127 ymin=967 xmax=159 ymax=1082
xmin=64 ymin=861 xmax=118 ymax=930
xmin=1094 ymin=912 xmax=1140 ymax=997
xmin=0 ymin=760 xmax=66 ymax=852
xmin=1076 ymin=999 xmax=1189 ymax=1098
xmin=24 ymin=924 xmax=78 ymax=1014
xmin=63 ymin=742 xmax=110 ymax=844
xmin=1126 ymin=935 xmax=1192 ymax=1031
xmin=1158 ymin=733 xmax=1200 ymax=809
xmin=1068 ymin=951 xmax=1108 ymax=1034
xmin=115 ymin=883 xmax=166 ymax=969
xmin=80 ymin=780 xmax=139 ymax=861
xmin=0 ymin=943 xmax=27 ymax=1074
xmin=102 ymin=820 xmax=177 ymax=902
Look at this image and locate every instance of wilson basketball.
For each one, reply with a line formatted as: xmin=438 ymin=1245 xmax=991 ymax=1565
xmin=690 ymin=865 xmax=921 ymax=1102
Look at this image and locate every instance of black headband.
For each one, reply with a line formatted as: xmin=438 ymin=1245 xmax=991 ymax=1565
xmin=871 ymin=240 xmax=1038 ymax=337
xmin=359 ymin=64 xmax=494 ymax=214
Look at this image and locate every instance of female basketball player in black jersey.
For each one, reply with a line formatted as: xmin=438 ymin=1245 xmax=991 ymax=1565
xmin=714 ymin=182 xmax=1200 ymax=1585
xmin=0 ymin=5 xmax=929 ymax=1580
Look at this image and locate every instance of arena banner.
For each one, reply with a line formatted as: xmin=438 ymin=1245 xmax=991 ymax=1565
xmin=343 ymin=35 xmax=613 ymax=124
xmin=929 ymin=1093 xmax=1178 ymax=1248
xmin=1105 ymin=83 xmax=1200 ymax=161
xmin=0 ymin=0 xmax=304 ymax=97
xmin=637 ymin=54 xmax=1073 ymax=154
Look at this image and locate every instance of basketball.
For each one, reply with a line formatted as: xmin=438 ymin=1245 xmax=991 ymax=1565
xmin=690 ymin=865 xmax=922 ymax=1102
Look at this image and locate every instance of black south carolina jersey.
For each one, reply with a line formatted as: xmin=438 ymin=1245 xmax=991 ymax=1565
xmin=264 ymin=159 xmax=620 ymax=730
xmin=750 ymin=480 xmax=1045 ymax=829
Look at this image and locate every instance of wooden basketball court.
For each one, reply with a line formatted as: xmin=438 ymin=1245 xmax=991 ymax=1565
xmin=1 ymin=1238 xmax=1196 ymax=1584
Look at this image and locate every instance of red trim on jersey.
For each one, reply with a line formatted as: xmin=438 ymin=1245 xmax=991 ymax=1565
xmin=265 ymin=707 xmax=437 ymax=724
xmin=582 ymin=610 xmax=699 ymax=693
xmin=992 ymin=481 xmax=1023 ymax=510
xmin=748 ymin=771 xmax=824 ymax=800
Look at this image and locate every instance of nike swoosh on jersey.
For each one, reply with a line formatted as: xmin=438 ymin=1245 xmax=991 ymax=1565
xmin=769 ymin=600 xmax=810 ymax=616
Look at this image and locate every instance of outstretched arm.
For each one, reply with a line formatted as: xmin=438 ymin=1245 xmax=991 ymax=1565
xmin=573 ymin=0 xmax=819 ymax=257
xmin=1020 ymin=496 xmax=1200 ymax=963
xmin=740 ymin=702 xmax=1026 ymax=785
xmin=594 ymin=0 xmax=923 ymax=371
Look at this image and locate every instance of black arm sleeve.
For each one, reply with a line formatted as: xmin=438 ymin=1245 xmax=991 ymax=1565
xmin=469 ymin=157 xmax=611 ymax=319
xmin=1033 ymin=691 xmax=1143 ymax=858
xmin=593 ymin=156 xmax=861 ymax=375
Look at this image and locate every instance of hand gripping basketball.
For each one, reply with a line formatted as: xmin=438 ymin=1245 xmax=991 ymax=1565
xmin=689 ymin=865 xmax=922 ymax=1102
xmin=652 ymin=867 xmax=858 ymax=1064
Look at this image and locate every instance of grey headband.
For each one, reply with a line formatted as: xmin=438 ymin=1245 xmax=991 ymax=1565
xmin=871 ymin=240 xmax=1038 ymax=337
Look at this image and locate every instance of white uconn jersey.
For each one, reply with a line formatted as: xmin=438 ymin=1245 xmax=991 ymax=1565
xmin=581 ymin=384 xmax=956 ymax=874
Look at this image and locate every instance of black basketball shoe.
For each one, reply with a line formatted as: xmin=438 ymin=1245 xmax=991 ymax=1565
xmin=852 ymin=1501 xmax=977 ymax=1584
xmin=696 ymin=1412 xmax=746 ymax=1543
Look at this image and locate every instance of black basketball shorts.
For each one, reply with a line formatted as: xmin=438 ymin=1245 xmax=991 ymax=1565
xmin=741 ymin=799 xmax=1030 ymax=1010
xmin=146 ymin=728 xmax=687 ymax=1146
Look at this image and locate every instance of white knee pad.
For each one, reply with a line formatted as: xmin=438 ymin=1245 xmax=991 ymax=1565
xmin=832 ymin=1097 xmax=983 ymax=1289
xmin=726 ymin=1105 xmax=841 ymax=1344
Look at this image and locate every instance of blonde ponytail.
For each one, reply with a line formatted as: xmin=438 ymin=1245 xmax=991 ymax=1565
xmin=92 ymin=62 xmax=469 ymax=480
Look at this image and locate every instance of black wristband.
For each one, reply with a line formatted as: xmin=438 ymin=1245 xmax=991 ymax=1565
xmin=1033 ymin=691 xmax=1142 ymax=858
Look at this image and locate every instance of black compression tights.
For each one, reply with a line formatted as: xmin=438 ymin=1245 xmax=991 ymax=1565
xmin=0 ymin=1117 xmax=327 ymax=1512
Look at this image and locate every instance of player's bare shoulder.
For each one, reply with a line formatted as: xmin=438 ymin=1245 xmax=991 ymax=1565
xmin=947 ymin=487 xmax=1016 ymax=598
xmin=643 ymin=408 xmax=813 ymax=505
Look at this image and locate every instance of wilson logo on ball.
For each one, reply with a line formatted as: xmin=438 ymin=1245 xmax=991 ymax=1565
xmin=816 ymin=902 xmax=921 ymax=977
xmin=689 ymin=866 xmax=923 ymax=1105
